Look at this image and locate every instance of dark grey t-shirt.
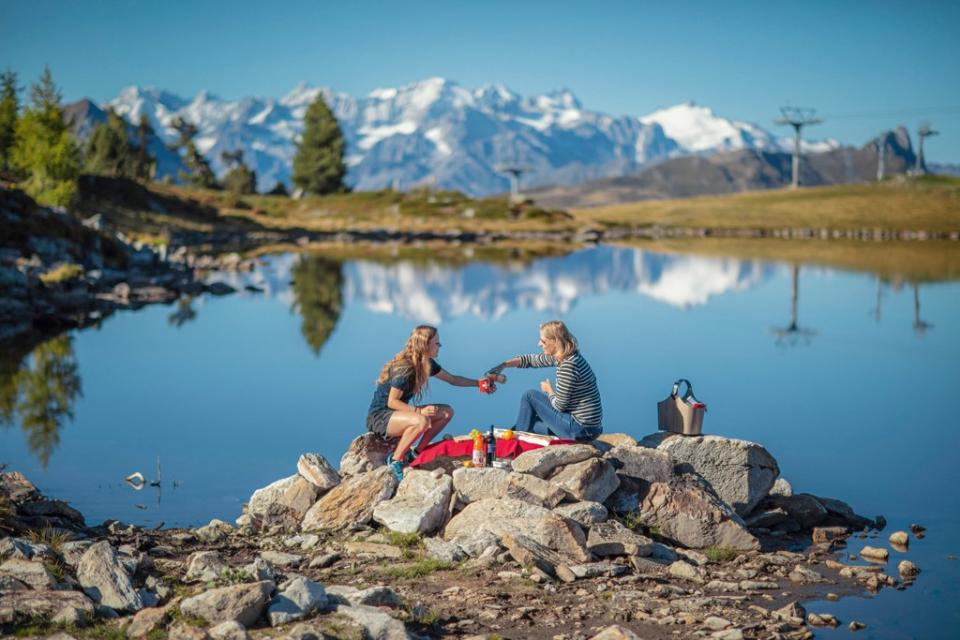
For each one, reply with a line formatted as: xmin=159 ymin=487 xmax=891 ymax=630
xmin=368 ymin=359 xmax=442 ymax=414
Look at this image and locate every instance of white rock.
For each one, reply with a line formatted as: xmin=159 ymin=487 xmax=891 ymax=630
xmin=639 ymin=433 xmax=779 ymax=516
xmin=604 ymin=445 xmax=674 ymax=483
xmin=0 ymin=559 xmax=57 ymax=590
xmin=452 ymin=467 xmax=565 ymax=508
xmin=180 ymin=580 xmax=275 ymax=626
xmin=185 ymin=551 xmax=229 ymax=583
xmin=77 ymin=540 xmax=144 ymax=612
xmin=422 ymin=537 xmax=467 ymax=563
xmin=297 ymin=453 xmax=341 ymax=492
xmin=548 ymin=458 xmax=620 ymax=503
xmin=511 ymin=443 xmax=598 ymax=478
xmin=372 ymin=469 xmax=452 ymax=535
xmin=208 ymin=620 xmax=249 ymax=640
xmin=267 ymin=576 xmax=328 ymax=626
xmin=335 ymin=602 xmax=411 ymax=639
xmin=553 ymin=501 xmax=609 ymax=527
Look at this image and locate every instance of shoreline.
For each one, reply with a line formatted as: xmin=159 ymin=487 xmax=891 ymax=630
xmin=0 ymin=433 xmax=927 ymax=640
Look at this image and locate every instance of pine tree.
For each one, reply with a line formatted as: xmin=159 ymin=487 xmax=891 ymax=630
xmin=267 ymin=181 xmax=289 ymax=196
xmin=220 ymin=149 xmax=257 ymax=194
xmin=0 ymin=69 xmax=19 ymax=176
xmin=83 ymin=108 xmax=134 ymax=177
xmin=10 ymin=67 xmax=80 ymax=206
xmin=170 ymin=116 xmax=218 ymax=189
xmin=133 ymin=114 xmax=156 ymax=181
xmin=292 ymin=94 xmax=346 ymax=195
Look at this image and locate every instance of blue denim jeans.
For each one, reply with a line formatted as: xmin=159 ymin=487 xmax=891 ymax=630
xmin=513 ymin=389 xmax=600 ymax=440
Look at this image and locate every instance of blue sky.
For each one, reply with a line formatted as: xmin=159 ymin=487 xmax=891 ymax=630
xmin=2 ymin=0 xmax=959 ymax=162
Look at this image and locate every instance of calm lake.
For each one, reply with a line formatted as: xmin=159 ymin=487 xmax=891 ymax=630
xmin=2 ymin=242 xmax=959 ymax=637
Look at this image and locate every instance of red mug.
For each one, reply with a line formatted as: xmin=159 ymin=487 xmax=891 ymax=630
xmin=478 ymin=378 xmax=493 ymax=394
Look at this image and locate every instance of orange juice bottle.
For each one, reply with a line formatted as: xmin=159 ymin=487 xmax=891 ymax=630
xmin=472 ymin=432 xmax=485 ymax=467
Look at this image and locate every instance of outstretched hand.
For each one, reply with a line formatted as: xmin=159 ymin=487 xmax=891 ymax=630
xmin=540 ymin=379 xmax=554 ymax=395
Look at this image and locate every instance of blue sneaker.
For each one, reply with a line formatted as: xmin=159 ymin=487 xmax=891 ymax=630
xmin=403 ymin=448 xmax=418 ymax=466
xmin=388 ymin=459 xmax=405 ymax=482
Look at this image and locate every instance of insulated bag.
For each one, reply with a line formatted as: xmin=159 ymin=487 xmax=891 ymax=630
xmin=657 ymin=378 xmax=707 ymax=436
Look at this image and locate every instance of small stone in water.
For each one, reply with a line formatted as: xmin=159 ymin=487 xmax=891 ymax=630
xmin=888 ymin=531 xmax=909 ymax=547
xmin=910 ymin=523 xmax=925 ymax=534
xmin=826 ymin=592 xmax=839 ymax=601
xmin=860 ymin=546 xmax=889 ymax=561
xmin=849 ymin=620 xmax=866 ymax=631
xmin=898 ymin=560 xmax=920 ymax=578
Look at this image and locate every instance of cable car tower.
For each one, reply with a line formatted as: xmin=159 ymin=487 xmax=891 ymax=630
xmin=774 ymin=107 xmax=822 ymax=189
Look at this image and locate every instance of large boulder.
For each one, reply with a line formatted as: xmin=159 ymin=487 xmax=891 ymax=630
xmin=511 ymin=444 xmax=598 ymax=478
xmin=452 ymin=467 xmax=565 ymax=508
xmin=339 ymin=433 xmax=393 ymax=476
xmin=245 ymin=475 xmax=317 ymax=531
xmin=77 ymin=540 xmax=144 ymax=612
xmin=548 ymin=458 xmax=620 ymax=503
xmin=180 ymin=580 xmax=275 ymax=626
xmin=443 ymin=497 xmax=589 ymax=563
xmin=639 ymin=433 xmax=778 ymax=516
xmin=302 ymin=466 xmax=398 ymax=531
xmin=297 ymin=454 xmax=340 ymax=492
xmin=767 ymin=494 xmax=828 ymax=529
xmin=604 ymin=445 xmax=674 ymax=483
xmin=637 ymin=475 xmax=759 ymax=551
xmin=372 ymin=469 xmax=453 ymax=535
xmin=0 ymin=559 xmax=58 ymax=589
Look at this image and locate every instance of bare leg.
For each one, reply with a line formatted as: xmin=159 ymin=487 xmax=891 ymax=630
xmin=385 ymin=411 xmax=429 ymax=462
xmin=415 ymin=404 xmax=453 ymax=451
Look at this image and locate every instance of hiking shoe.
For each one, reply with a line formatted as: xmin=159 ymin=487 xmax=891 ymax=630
xmin=403 ymin=448 xmax=418 ymax=466
xmin=388 ymin=459 xmax=405 ymax=482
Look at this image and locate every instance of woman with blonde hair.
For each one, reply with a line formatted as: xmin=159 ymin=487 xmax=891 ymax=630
xmin=368 ymin=325 xmax=498 ymax=480
xmin=490 ymin=320 xmax=602 ymax=440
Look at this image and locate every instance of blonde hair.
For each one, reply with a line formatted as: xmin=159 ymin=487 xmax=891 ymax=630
xmin=540 ymin=320 xmax=578 ymax=361
xmin=376 ymin=325 xmax=437 ymax=399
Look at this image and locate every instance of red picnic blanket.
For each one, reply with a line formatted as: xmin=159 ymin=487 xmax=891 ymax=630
xmin=410 ymin=435 xmax=576 ymax=467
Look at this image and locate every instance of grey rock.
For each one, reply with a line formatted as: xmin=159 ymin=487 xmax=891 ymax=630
xmin=185 ymin=551 xmax=229 ymax=582
xmin=568 ymin=561 xmax=629 ymax=579
xmin=586 ymin=521 xmax=653 ymax=557
xmin=639 ymin=432 xmax=779 ymax=516
xmin=339 ymin=433 xmax=394 ymax=476
xmin=0 ymin=558 xmax=58 ymax=589
xmin=443 ymin=497 xmax=590 ymax=562
xmin=604 ymin=445 xmax=674 ymax=483
xmin=552 ymin=501 xmax=608 ymax=527
xmin=208 ymin=621 xmax=249 ymax=640
xmin=60 ymin=540 xmax=94 ymax=567
xmin=500 ymin=533 xmax=576 ymax=583
xmin=308 ymin=553 xmax=340 ymax=569
xmin=372 ymin=469 xmax=452 ymax=535
xmin=637 ymin=475 xmax=759 ymax=551
xmin=302 ymin=466 xmax=398 ymax=531
xmin=768 ymin=494 xmax=828 ymax=529
xmin=334 ymin=603 xmax=411 ymax=639
xmin=511 ymin=443 xmax=597 ymax=478
xmin=744 ymin=507 xmax=789 ymax=529
xmin=589 ymin=625 xmax=641 ymax=640
xmin=669 ymin=560 xmax=706 ymax=582
xmin=260 ymin=550 xmax=303 ymax=567
xmin=195 ymin=519 xmax=233 ymax=544
xmin=0 ymin=590 xmax=94 ymax=622
xmin=769 ymin=477 xmax=793 ymax=497
xmin=180 ymin=580 xmax=275 ymax=626
xmin=898 ymin=560 xmax=920 ymax=578
xmin=326 ymin=585 xmax=401 ymax=608
xmin=548 ymin=458 xmax=620 ymax=503
xmin=77 ymin=540 xmax=144 ymax=612
xmin=450 ymin=529 xmax=500 ymax=558
xmin=244 ymin=556 xmax=275 ymax=581
xmin=128 ymin=605 xmax=173 ymax=638
xmin=604 ymin=476 xmax=641 ymax=514
xmin=297 ymin=453 xmax=341 ymax=492
xmin=267 ymin=576 xmax=327 ymax=626
xmin=422 ymin=537 xmax=467 ymax=563
xmin=452 ymin=467 xmax=565 ymax=508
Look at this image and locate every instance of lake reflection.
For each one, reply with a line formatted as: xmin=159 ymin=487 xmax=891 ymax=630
xmin=2 ymin=242 xmax=959 ymax=635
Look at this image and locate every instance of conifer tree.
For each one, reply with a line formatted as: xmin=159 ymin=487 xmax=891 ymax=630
xmin=221 ymin=148 xmax=257 ymax=194
xmin=84 ymin=108 xmax=134 ymax=177
xmin=134 ymin=114 xmax=156 ymax=181
xmin=169 ymin=116 xmax=218 ymax=189
xmin=10 ymin=66 xmax=80 ymax=206
xmin=0 ymin=69 xmax=19 ymax=176
xmin=292 ymin=94 xmax=346 ymax=195
xmin=267 ymin=181 xmax=289 ymax=196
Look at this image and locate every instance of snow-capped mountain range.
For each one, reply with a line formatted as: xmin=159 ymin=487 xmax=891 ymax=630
xmin=209 ymin=246 xmax=774 ymax=323
xmin=106 ymin=78 xmax=837 ymax=196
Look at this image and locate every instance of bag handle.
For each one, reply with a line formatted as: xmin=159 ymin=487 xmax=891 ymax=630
xmin=671 ymin=379 xmax=694 ymax=399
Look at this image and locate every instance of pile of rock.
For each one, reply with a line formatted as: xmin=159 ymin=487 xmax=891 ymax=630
xmin=0 ymin=431 xmax=907 ymax=639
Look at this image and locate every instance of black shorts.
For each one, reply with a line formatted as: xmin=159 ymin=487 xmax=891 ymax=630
xmin=366 ymin=409 xmax=394 ymax=437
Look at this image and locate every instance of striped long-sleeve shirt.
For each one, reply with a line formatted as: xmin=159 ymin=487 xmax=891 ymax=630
xmin=518 ymin=351 xmax=603 ymax=427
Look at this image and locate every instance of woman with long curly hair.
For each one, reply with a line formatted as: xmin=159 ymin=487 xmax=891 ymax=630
xmin=490 ymin=320 xmax=602 ymax=441
xmin=367 ymin=325 xmax=498 ymax=480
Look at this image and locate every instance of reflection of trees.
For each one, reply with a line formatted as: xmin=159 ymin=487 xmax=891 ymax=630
xmin=291 ymin=255 xmax=344 ymax=355
xmin=0 ymin=336 xmax=82 ymax=467
xmin=168 ymin=295 xmax=197 ymax=328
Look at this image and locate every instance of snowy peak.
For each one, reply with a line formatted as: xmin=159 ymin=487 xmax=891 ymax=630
xmin=641 ymin=101 xmax=781 ymax=153
xmin=103 ymin=79 xmax=841 ymax=196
